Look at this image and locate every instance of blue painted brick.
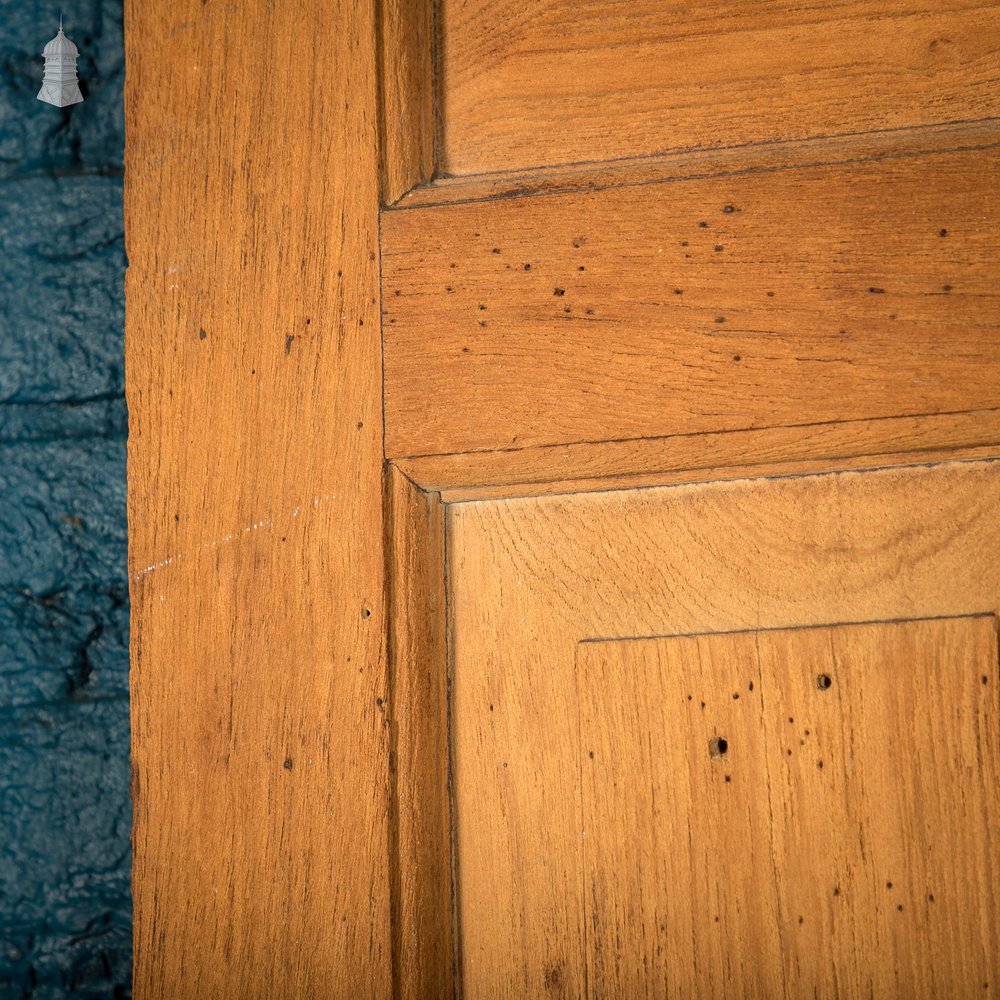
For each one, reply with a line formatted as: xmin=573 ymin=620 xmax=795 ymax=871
xmin=0 ymin=176 xmax=125 ymax=406
xmin=0 ymin=701 xmax=131 ymax=999
xmin=0 ymin=439 xmax=127 ymax=708
xmin=0 ymin=0 xmax=129 ymax=995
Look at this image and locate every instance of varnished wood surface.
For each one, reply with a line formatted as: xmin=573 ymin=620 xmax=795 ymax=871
xmin=125 ymin=1 xmax=390 ymax=995
xmin=578 ymin=631 xmax=785 ymax=999
xmin=386 ymin=467 xmax=453 ymax=999
xmin=579 ymin=618 xmax=1000 ymax=997
xmin=437 ymin=0 xmax=1000 ymax=175
xmin=378 ymin=0 xmax=435 ymax=204
xmin=396 ymin=408 xmax=1000 ymax=500
xmin=448 ymin=459 xmax=1000 ymax=996
xmin=383 ymin=143 xmax=1000 ymax=458
xmin=127 ymin=0 xmax=1000 ymax=990
xmin=397 ymin=119 xmax=1000 ymax=209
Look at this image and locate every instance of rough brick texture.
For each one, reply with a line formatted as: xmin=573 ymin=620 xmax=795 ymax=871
xmin=0 ymin=1 xmax=130 ymax=996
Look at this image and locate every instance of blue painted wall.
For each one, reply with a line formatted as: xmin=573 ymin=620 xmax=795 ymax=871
xmin=0 ymin=1 xmax=130 ymax=996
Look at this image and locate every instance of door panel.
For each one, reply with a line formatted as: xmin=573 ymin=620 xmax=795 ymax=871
xmin=448 ymin=459 xmax=1000 ymax=996
xmin=438 ymin=0 xmax=1000 ymax=175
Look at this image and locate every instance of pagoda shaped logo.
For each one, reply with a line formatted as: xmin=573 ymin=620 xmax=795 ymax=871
xmin=37 ymin=19 xmax=84 ymax=108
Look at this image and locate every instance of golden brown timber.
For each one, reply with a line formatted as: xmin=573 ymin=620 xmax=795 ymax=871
xmin=396 ymin=120 xmax=1000 ymax=210
xmin=449 ymin=459 xmax=1000 ymax=996
xmin=437 ymin=0 xmax=1000 ymax=174
xmin=386 ymin=467 xmax=453 ymax=999
xmin=395 ymin=408 xmax=1000 ymax=500
xmin=125 ymin=1 xmax=390 ymax=994
xmin=578 ymin=618 xmax=1000 ymax=997
xmin=383 ymin=143 xmax=1000 ymax=458
xmin=126 ymin=0 xmax=1000 ymax=992
xmin=378 ymin=0 xmax=435 ymax=204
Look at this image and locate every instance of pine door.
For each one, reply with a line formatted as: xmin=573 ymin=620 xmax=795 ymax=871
xmin=127 ymin=1 xmax=1000 ymax=996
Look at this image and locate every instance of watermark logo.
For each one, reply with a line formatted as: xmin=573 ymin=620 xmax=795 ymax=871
xmin=37 ymin=17 xmax=84 ymax=108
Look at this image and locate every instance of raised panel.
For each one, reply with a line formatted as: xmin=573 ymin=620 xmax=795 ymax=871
xmin=448 ymin=459 xmax=1000 ymax=996
xmin=438 ymin=0 xmax=1000 ymax=175
xmin=579 ymin=618 xmax=1000 ymax=997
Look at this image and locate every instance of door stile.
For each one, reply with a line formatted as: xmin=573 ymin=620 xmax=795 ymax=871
xmin=124 ymin=0 xmax=428 ymax=993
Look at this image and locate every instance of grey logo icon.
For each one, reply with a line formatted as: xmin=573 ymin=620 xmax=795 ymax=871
xmin=38 ymin=18 xmax=84 ymax=108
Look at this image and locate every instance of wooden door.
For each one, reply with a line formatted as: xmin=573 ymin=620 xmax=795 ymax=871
xmin=126 ymin=1 xmax=1000 ymax=997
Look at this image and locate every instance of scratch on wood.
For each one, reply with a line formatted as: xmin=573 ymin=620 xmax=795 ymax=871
xmin=132 ymin=494 xmax=340 ymax=580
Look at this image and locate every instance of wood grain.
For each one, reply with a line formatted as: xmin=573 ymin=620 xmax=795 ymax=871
xmin=385 ymin=467 xmax=453 ymax=999
xmin=437 ymin=0 xmax=1000 ymax=175
xmin=383 ymin=143 xmax=1000 ymax=458
xmin=758 ymin=617 xmax=1000 ymax=996
xmin=448 ymin=459 xmax=1000 ymax=996
xmin=396 ymin=407 xmax=1000 ymax=500
xmin=578 ymin=632 xmax=784 ymax=998
xmin=397 ymin=119 xmax=1000 ymax=209
xmin=378 ymin=0 xmax=435 ymax=204
xmin=578 ymin=617 xmax=1000 ymax=997
xmin=125 ymin=1 xmax=389 ymax=995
